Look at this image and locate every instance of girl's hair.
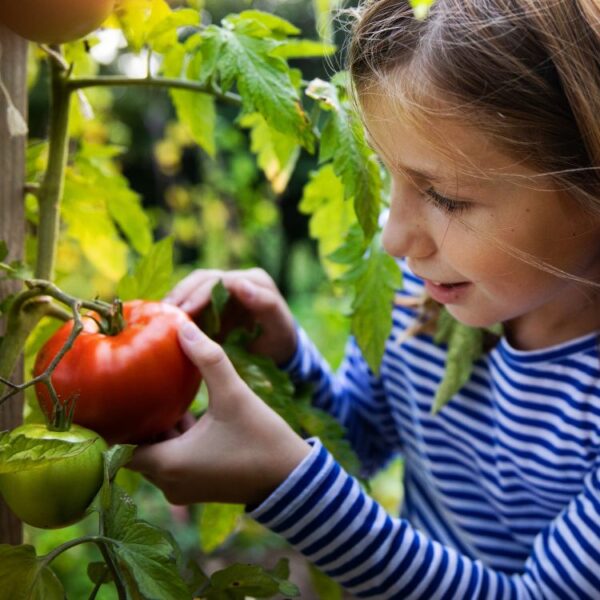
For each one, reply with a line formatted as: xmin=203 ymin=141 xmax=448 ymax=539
xmin=347 ymin=0 xmax=600 ymax=216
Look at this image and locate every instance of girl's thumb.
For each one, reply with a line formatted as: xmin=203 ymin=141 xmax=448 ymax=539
xmin=178 ymin=321 xmax=241 ymax=402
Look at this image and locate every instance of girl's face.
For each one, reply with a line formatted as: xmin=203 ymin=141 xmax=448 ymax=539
xmin=363 ymin=98 xmax=600 ymax=350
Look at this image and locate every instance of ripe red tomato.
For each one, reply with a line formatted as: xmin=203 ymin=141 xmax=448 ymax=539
xmin=0 ymin=424 xmax=107 ymax=529
xmin=34 ymin=301 xmax=202 ymax=444
xmin=0 ymin=0 xmax=114 ymax=45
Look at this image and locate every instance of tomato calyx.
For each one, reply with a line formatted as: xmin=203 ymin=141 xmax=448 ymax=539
xmin=95 ymin=298 xmax=127 ymax=336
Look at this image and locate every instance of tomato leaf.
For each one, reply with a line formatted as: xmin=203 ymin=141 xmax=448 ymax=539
xmin=196 ymin=13 xmax=314 ymax=150
xmin=102 ymin=485 xmax=190 ymax=599
xmin=199 ymin=280 xmax=230 ymax=338
xmin=330 ymin=227 xmax=403 ymax=374
xmin=205 ymin=561 xmax=299 ymax=598
xmin=306 ymin=77 xmax=383 ymax=241
xmin=431 ymin=308 xmax=485 ymax=414
xmin=223 ymin=341 xmax=361 ymax=477
xmin=0 ymin=433 xmax=97 ymax=474
xmin=197 ymin=503 xmax=244 ymax=554
xmin=299 ymin=163 xmax=355 ymax=280
xmin=100 ymin=444 xmax=136 ymax=511
xmin=240 ymin=112 xmax=301 ymax=194
xmin=116 ymin=237 xmax=174 ymax=301
xmin=0 ymin=544 xmax=64 ymax=600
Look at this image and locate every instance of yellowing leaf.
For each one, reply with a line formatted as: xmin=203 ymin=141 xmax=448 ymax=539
xmin=240 ymin=113 xmax=300 ymax=193
xmin=113 ymin=0 xmax=172 ymax=52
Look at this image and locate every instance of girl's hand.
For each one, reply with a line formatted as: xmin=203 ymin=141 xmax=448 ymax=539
xmin=127 ymin=321 xmax=311 ymax=506
xmin=164 ymin=268 xmax=297 ymax=366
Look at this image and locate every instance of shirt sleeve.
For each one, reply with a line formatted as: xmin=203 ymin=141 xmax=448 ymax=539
xmin=249 ymin=439 xmax=600 ymax=600
xmin=281 ymin=326 xmax=403 ymax=477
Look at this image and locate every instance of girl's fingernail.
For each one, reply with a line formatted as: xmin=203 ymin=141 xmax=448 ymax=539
xmin=181 ymin=321 xmax=201 ymax=341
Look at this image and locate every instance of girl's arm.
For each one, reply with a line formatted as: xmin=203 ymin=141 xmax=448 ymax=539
xmin=250 ymin=439 xmax=600 ymax=599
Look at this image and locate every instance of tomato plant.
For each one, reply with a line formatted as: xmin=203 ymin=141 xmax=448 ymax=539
xmin=0 ymin=0 xmax=114 ymax=45
xmin=34 ymin=301 xmax=202 ymax=444
xmin=0 ymin=424 xmax=107 ymax=529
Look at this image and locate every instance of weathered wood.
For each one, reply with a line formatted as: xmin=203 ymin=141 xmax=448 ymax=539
xmin=0 ymin=25 xmax=27 ymax=545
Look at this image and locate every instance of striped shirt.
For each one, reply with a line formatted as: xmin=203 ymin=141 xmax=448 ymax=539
xmin=249 ymin=265 xmax=600 ymax=599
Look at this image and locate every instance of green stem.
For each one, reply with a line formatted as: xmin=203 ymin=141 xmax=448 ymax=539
xmin=35 ymin=53 xmax=72 ymax=281
xmin=67 ymin=75 xmax=242 ymax=107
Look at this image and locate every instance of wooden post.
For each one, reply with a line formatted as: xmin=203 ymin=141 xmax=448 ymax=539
xmin=0 ymin=25 xmax=27 ymax=545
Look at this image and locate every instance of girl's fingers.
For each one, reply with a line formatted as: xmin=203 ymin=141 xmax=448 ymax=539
xmin=164 ymin=269 xmax=278 ymax=309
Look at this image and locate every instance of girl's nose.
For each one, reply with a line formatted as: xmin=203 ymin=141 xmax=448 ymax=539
xmin=381 ymin=181 xmax=436 ymax=260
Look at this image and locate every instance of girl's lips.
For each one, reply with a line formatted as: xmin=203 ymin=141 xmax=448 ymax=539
xmin=423 ymin=279 xmax=472 ymax=304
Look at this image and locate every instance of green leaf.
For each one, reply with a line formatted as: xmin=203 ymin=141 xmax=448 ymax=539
xmin=197 ymin=17 xmax=314 ymax=150
xmin=431 ymin=308 xmax=484 ymax=414
xmin=207 ymin=563 xmax=283 ymax=598
xmin=116 ymin=237 xmax=174 ymax=301
xmin=307 ymin=78 xmax=382 ymax=241
xmin=330 ymin=229 xmax=402 ymax=374
xmin=171 ymin=90 xmax=216 ymax=157
xmin=198 ymin=280 xmax=230 ymax=338
xmin=308 ymin=563 xmax=343 ymax=600
xmin=0 ymin=545 xmax=64 ymax=600
xmin=0 ymin=240 xmax=7 ymax=262
xmin=198 ymin=503 xmax=244 ymax=554
xmin=100 ymin=445 xmax=136 ymax=512
xmin=271 ymin=39 xmax=337 ymax=59
xmin=231 ymin=10 xmax=301 ymax=37
xmin=0 ymin=433 xmax=97 ymax=474
xmin=103 ymin=485 xmax=190 ymax=600
xmin=223 ymin=339 xmax=361 ymax=476
xmin=112 ymin=0 xmax=173 ymax=53
xmin=224 ymin=342 xmax=302 ymax=432
xmin=299 ymin=164 xmax=355 ymax=279
xmin=240 ymin=112 xmax=300 ymax=193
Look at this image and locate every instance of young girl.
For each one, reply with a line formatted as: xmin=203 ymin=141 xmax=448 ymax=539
xmin=129 ymin=1 xmax=600 ymax=597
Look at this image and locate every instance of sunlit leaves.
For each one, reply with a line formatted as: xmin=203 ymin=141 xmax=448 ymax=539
xmin=307 ymin=77 xmax=383 ymax=241
xmin=62 ymin=142 xmax=152 ymax=280
xmin=116 ymin=237 xmax=174 ymax=301
xmin=110 ymin=0 xmax=199 ymax=53
xmin=240 ymin=112 xmax=300 ymax=193
xmin=197 ymin=11 xmax=315 ymax=151
xmin=299 ymin=164 xmax=354 ymax=279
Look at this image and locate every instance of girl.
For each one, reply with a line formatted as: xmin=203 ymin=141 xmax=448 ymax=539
xmin=129 ymin=1 xmax=600 ymax=597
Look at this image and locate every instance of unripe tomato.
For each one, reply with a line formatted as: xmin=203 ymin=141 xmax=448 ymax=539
xmin=0 ymin=424 xmax=107 ymax=529
xmin=34 ymin=301 xmax=202 ymax=444
xmin=0 ymin=0 xmax=115 ymax=45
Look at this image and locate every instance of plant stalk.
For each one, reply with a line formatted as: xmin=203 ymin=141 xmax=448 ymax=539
xmin=35 ymin=51 xmax=72 ymax=281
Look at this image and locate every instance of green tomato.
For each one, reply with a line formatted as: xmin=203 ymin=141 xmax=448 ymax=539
xmin=0 ymin=424 xmax=107 ymax=529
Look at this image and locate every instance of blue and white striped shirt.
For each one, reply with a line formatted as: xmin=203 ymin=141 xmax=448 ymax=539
xmin=249 ymin=266 xmax=600 ymax=599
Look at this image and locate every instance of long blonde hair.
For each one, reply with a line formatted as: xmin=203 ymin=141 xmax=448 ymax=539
xmin=348 ymin=0 xmax=600 ymax=215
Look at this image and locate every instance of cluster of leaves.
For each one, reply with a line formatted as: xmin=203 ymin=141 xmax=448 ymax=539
xmin=0 ymin=438 xmax=301 ymax=599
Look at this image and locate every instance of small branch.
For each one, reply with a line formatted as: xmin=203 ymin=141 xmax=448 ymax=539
xmin=66 ymin=75 xmax=242 ymax=107
xmin=96 ymin=540 xmax=128 ymax=600
xmin=0 ymin=299 xmax=83 ymax=415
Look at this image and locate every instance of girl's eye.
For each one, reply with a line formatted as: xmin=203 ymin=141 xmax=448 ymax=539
xmin=424 ymin=187 xmax=469 ymax=214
